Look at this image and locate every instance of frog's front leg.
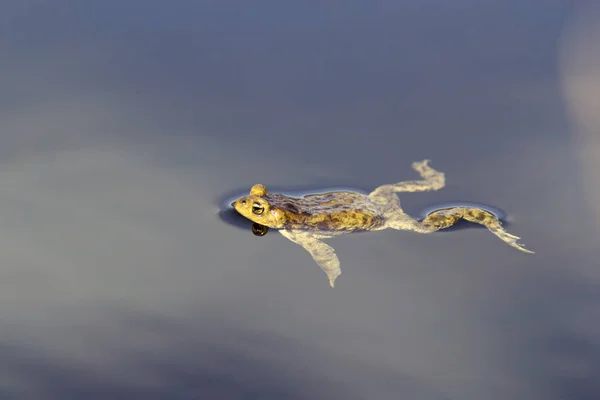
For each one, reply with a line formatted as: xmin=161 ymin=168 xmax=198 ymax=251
xmin=279 ymin=230 xmax=341 ymax=288
xmin=369 ymin=159 xmax=445 ymax=198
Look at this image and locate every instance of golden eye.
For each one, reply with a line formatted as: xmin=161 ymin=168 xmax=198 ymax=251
xmin=252 ymin=202 xmax=264 ymax=215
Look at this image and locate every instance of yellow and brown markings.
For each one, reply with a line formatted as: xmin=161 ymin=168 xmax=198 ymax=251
xmin=231 ymin=160 xmax=534 ymax=288
xmin=421 ymin=209 xmax=463 ymax=230
xmin=263 ymin=191 xmax=383 ymax=232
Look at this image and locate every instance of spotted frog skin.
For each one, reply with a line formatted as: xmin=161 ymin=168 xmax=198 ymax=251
xmin=232 ymin=160 xmax=533 ymax=287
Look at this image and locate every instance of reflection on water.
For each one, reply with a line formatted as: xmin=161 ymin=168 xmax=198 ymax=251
xmin=218 ymin=207 xmax=257 ymax=231
xmin=251 ymin=223 xmax=269 ymax=236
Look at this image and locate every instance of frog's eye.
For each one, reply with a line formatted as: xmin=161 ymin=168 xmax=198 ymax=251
xmin=252 ymin=202 xmax=264 ymax=215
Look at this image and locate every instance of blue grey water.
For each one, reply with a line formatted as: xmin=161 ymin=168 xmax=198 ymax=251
xmin=1 ymin=1 xmax=599 ymax=399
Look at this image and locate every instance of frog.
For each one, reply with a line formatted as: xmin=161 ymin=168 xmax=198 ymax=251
xmin=231 ymin=160 xmax=534 ymax=288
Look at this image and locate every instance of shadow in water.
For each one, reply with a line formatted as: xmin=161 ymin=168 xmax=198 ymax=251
xmin=218 ymin=207 xmax=256 ymax=231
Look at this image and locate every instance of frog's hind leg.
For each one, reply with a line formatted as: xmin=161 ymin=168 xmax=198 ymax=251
xmin=421 ymin=207 xmax=534 ymax=254
xmin=369 ymin=159 xmax=445 ymax=198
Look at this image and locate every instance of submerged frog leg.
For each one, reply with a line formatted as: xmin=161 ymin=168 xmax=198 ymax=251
xmin=387 ymin=207 xmax=534 ymax=254
xmin=368 ymin=159 xmax=445 ymax=199
xmin=457 ymin=208 xmax=534 ymax=254
xmin=279 ymin=230 xmax=341 ymax=288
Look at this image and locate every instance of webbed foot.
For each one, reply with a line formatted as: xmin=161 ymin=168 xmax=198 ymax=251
xmin=411 ymin=159 xmax=431 ymax=174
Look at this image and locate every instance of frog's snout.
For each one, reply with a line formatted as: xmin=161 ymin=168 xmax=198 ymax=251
xmin=231 ymin=198 xmax=249 ymax=209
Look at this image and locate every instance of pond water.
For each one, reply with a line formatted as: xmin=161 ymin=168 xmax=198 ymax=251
xmin=1 ymin=1 xmax=599 ymax=399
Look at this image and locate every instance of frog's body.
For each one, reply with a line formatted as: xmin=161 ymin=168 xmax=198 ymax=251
xmin=255 ymin=191 xmax=385 ymax=233
xmin=231 ymin=160 xmax=533 ymax=287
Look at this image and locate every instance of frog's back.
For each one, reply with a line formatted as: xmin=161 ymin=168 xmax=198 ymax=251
xmin=268 ymin=191 xmax=384 ymax=232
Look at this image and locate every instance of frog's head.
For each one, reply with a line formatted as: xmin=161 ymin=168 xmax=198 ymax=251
xmin=231 ymin=184 xmax=287 ymax=228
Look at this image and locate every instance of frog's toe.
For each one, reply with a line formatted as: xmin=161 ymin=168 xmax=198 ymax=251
xmin=490 ymin=228 xmax=534 ymax=254
xmin=411 ymin=159 xmax=431 ymax=170
xmin=328 ymin=270 xmax=341 ymax=288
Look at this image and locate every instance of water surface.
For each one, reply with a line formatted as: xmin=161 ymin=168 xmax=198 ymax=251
xmin=1 ymin=1 xmax=598 ymax=399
